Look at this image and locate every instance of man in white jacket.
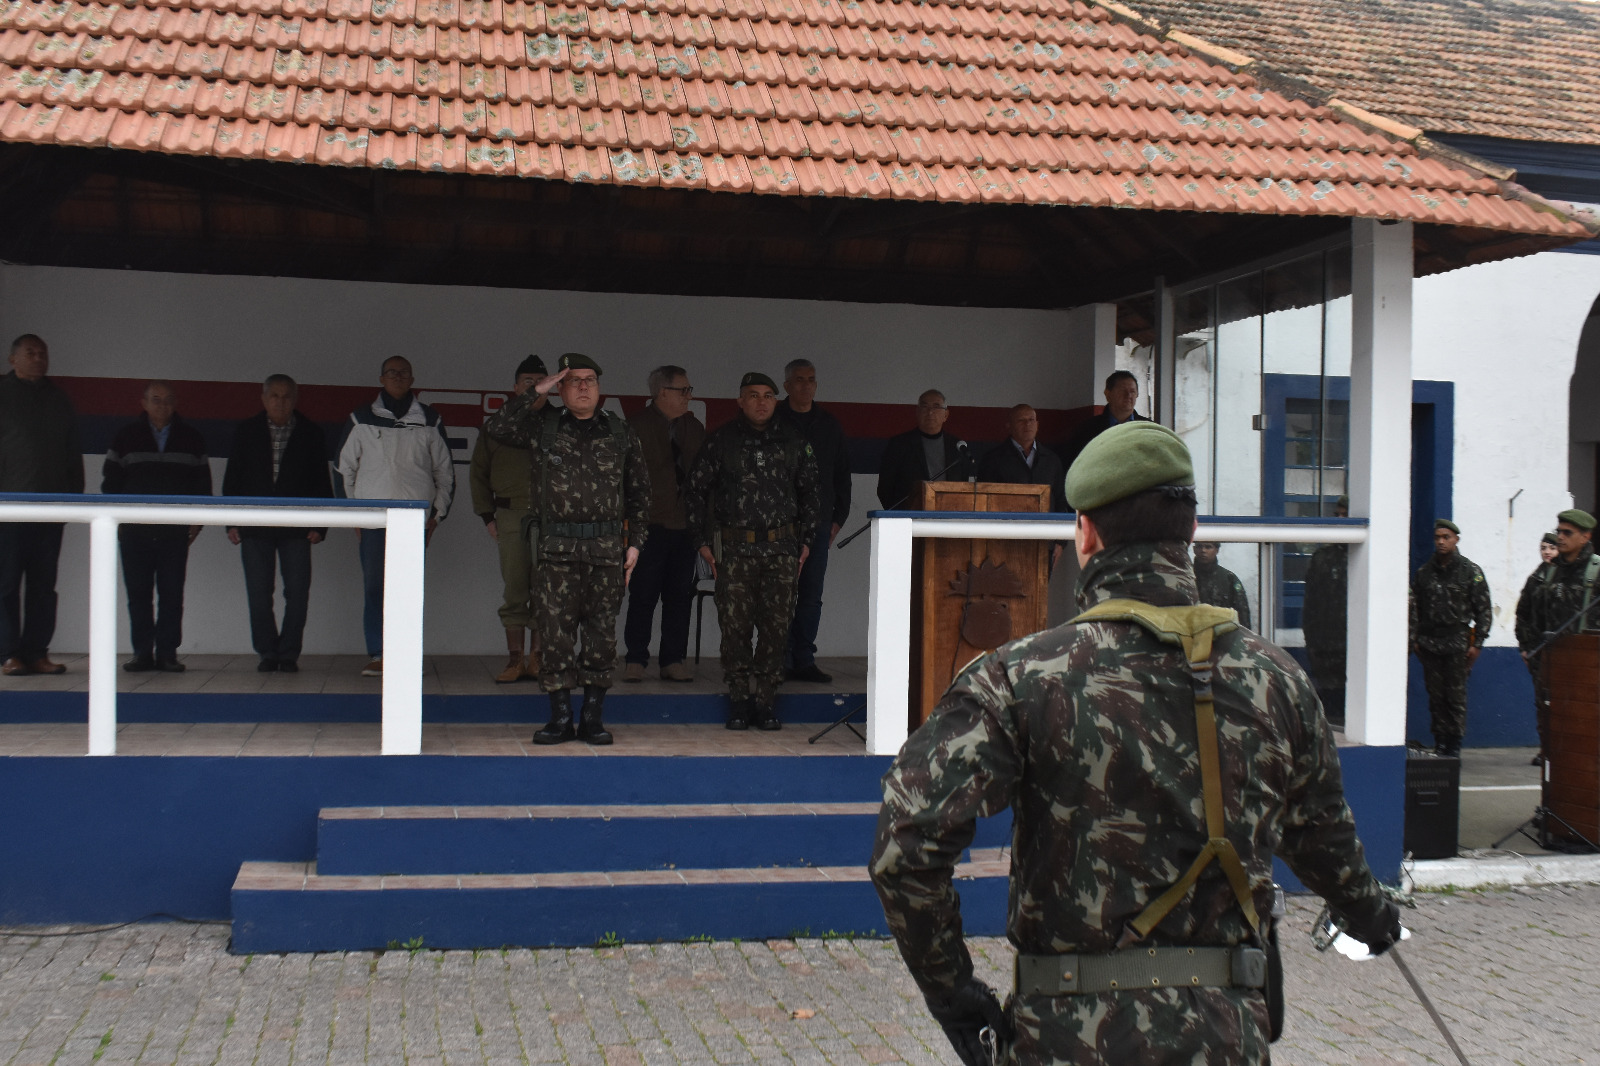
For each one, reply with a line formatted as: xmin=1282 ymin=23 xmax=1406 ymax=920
xmin=336 ymin=356 xmax=455 ymax=676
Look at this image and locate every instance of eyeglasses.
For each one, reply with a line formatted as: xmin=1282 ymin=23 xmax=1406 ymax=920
xmin=661 ymin=385 xmax=694 ymax=396
xmin=565 ymin=376 xmax=599 ymax=389
xmin=918 ymin=403 xmax=947 ymax=411
xmin=381 ymin=369 xmax=412 ymax=379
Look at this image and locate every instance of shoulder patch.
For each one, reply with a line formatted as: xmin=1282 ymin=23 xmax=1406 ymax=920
xmin=804 ymin=443 xmax=814 ymax=457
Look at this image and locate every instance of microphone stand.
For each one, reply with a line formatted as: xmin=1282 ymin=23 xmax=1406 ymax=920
xmin=835 ymin=445 xmax=970 ymax=550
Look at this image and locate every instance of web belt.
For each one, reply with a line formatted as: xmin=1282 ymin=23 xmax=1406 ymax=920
xmin=1015 ymin=946 xmax=1267 ymax=996
xmin=545 ymin=521 xmax=623 ymax=539
xmin=721 ymin=523 xmax=796 ymax=544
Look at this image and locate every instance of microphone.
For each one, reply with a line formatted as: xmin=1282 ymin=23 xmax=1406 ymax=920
xmin=836 ymin=440 xmax=972 ymax=549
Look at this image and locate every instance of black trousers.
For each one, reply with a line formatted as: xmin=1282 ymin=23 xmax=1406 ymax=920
xmin=0 ymin=522 xmax=65 ymax=661
xmin=623 ymin=525 xmax=697 ymax=667
xmin=120 ymin=532 xmax=190 ymax=662
xmin=241 ymin=535 xmax=313 ymax=664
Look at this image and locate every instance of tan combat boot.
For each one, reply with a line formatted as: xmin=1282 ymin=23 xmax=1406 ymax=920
xmin=496 ymin=628 xmax=526 ymax=684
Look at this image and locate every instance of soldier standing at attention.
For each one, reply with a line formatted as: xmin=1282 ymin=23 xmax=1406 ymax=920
xmin=1301 ymin=495 xmax=1349 ymax=726
xmin=470 ymin=355 xmax=545 ymax=685
xmin=1515 ymin=509 xmax=1600 ymax=764
xmin=685 ymin=373 xmax=820 ymax=731
xmin=871 ymin=422 xmax=1398 ymax=1065
xmin=1192 ymin=540 xmax=1252 ymax=629
xmin=483 ymin=354 xmax=649 ymax=746
xmin=1409 ymin=519 xmax=1491 ymax=757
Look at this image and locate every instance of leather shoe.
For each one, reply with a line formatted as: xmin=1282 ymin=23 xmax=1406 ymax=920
xmin=157 ymin=659 xmax=186 ymax=673
xmin=277 ymin=660 xmax=299 ymax=674
xmin=258 ymin=659 xmax=279 ymax=673
xmin=123 ymin=657 xmax=155 ymax=673
xmin=661 ymin=662 xmax=694 ymax=683
xmin=726 ymin=699 xmax=750 ymax=731
xmin=623 ymin=662 xmax=645 ymax=683
xmin=787 ymin=663 xmax=833 ymax=684
xmin=2 ymin=657 xmax=33 ymax=676
xmin=28 ymin=657 xmax=66 ymax=675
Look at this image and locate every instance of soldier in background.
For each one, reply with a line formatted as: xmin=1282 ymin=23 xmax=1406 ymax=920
xmin=685 ymin=372 xmax=820 ymax=731
xmin=483 ymin=353 xmax=649 ymax=746
xmin=1301 ymin=495 xmax=1349 ymax=727
xmin=1516 ymin=509 xmax=1600 ymax=764
xmin=1540 ymin=529 xmax=1559 ymax=564
xmin=1409 ymin=519 xmax=1491 ymax=757
xmin=1192 ymin=540 xmax=1252 ymax=629
xmin=870 ymin=422 xmax=1397 ymax=1064
xmin=470 ymin=355 xmax=545 ymax=685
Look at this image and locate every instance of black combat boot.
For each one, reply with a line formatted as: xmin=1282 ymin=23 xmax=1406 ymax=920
xmin=577 ymin=685 xmax=613 ymax=745
xmin=534 ymin=689 xmax=576 ymax=745
xmin=752 ymin=701 xmax=782 ymax=732
xmin=726 ymin=697 xmax=750 ymax=731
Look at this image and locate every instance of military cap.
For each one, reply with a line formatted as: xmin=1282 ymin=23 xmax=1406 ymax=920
xmin=1064 ymin=421 xmax=1194 ymax=513
xmin=739 ymin=371 xmax=779 ymax=393
xmin=1337 ymin=495 xmax=1350 ymax=511
xmin=1558 ymin=508 xmax=1597 ymax=531
xmin=1542 ymin=530 xmax=1560 ymax=546
xmin=1435 ymin=518 xmax=1460 ymax=535
xmin=558 ymin=352 xmax=601 ymax=376
xmin=516 ymin=354 xmax=547 ymax=378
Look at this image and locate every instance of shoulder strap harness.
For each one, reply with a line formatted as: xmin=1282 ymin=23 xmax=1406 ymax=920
xmin=1069 ymin=598 xmax=1262 ymax=949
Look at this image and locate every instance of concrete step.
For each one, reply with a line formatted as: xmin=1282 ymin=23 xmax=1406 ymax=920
xmin=315 ymin=802 xmax=893 ymax=875
xmin=230 ymin=852 xmax=1010 ymax=952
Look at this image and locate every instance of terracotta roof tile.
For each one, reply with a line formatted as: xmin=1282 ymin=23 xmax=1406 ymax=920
xmin=0 ymin=0 xmax=1585 ymax=238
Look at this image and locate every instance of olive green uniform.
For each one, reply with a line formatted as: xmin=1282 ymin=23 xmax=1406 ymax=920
xmin=469 ymin=432 xmax=534 ymax=628
xmin=1409 ymin=550 xmax=1491 ymax=750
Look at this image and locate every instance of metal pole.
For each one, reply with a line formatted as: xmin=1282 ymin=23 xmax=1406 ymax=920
xmin=381 ymin=506 xmax=427 ymax=756
xmin=87 ymin=515 xmax=120 ymax=756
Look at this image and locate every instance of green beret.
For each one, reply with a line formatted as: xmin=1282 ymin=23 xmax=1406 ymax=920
xmin=1435 ymin=519 xmax=1459 ymax=535
xmin=558 ymin=352 xmax=601 ymax=376
xmin=1065 ymin=421 xmax=1194 ymax=513
xmin=1336 ymin=495 xmax=1350 ymax=510
xmin=739 ymin=371 xmax=779 ymax=393
xmin=1558 ymin=508 xmax=1596 ymax=531
xmin=1542 ymin=530 xmax=1560 ymax=546
xmin=516 ymin=354 xmax=546 ymax=378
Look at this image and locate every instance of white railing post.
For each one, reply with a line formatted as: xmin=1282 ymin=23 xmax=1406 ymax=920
xmin=381 ymin=506 xmax=427 ymax=755
xmin=87 ymin=515 xmax=120 ymax=756
xmin=866 ymin=517 xmax=914 ymax=756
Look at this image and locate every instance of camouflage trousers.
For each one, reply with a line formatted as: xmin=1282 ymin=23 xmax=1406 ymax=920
xmin=1417 ymin=648 xmax=1469 ymax=744
xmin=534 ymin=556 xmax=624 ymax=692
xmin=716 ymin=552 xmax=798 ymax=709
xmin=1010 ymin=987 xmax=1270 ymax=1065
xmin=494 ymin=507 xmax=532 ymax=628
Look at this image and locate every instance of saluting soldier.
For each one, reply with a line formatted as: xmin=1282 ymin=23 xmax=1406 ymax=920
xmin=1192 ymin=540 xmax=1252 ymax=629
xmin=470 ymin=355 xmax=545 ymax=685
xmin=1409 ymin=519 xmax=1491 ymax=757
xmin=870 ymin=422 xmax=1398 ymax=1065
xmin=684 ymin=372 xmax=821 ymax=731
xmin=483 ymin=353 xmax=649 ymax=746
xmin=1515 ymin=509 xmax=1600 ymax=763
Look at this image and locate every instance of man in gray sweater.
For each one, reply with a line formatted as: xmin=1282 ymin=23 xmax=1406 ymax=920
xmin=0 ymin=334 xmax=83 ymax=676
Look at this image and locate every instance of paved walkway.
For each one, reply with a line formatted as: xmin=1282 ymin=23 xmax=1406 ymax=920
xmin=3 ymin=886 xmax=1596 ymax=1065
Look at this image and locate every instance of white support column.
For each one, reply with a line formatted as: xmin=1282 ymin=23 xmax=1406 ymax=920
xmin=866 ymin=517 xmax=913 ymax=756
xmin=381 ymin=507 xmax=427 ymax=755
xmin=87 ymin=515 xmax=119 ymax=756
xmin=1347 ymin=219 xmax=1413 ymax=747
xmin=1063 ymin=303 xmax=1118 ymax=408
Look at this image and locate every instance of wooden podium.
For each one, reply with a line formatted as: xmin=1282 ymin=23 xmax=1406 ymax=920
xmin=908 ymin=481 xmax=1052 ymax=728
xmin=1544 ymin=634 xmax=1600 ymax=847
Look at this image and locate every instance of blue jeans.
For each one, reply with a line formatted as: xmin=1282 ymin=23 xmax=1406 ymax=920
xmin=786 ymin=524 xmax=830 ymax=669
xmin=359 ymin=528 xmax=386 ymax=658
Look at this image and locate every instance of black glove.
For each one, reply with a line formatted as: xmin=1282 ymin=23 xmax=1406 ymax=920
xmin=1333 ymin=897 xmax=1403 ymax=957
xmin=924 ymin=978 xmax=1012 ymax=1066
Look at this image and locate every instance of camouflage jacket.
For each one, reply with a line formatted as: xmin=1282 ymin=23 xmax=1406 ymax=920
xmin=1514 ymin=542 xmax=1600 ymax=654
xmin=684 ymin=415 xmax=821 ymax=557
xmin=1301 ymin=542 xmax=1348 ymax=680
xmin=482 ymin=394 xmax=650 ymax=563
xmin=870 ymin=541 xmax=1385 ymax=1061
xmin=1409 ymin=551 xmax=1491 ymax=655
xmin=1194 ymin=560 xmax=1252 ymax=630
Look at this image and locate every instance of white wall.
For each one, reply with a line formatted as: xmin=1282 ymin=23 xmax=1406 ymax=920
xmin=1 ymin=264 xmax=1082 ymax=658
xmin=1413 ymin=251 xmax=1600 ymax=649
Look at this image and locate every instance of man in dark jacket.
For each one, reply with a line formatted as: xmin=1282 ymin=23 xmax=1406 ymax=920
xmin=1058 ymin=369 xmax=1151 ymax=482
xmin=876 ymin=389 xmax=969 ymax=510
xmin=0 ymin=334 xmax=83 ymax=676
xmin=778 ymin=359 xmax=851 ymax=684
xmin=221 ymin=374 xmax=334 ymax=673
xmin=102 ymin=381 xmax=212 ymax=672
xmin=975 ymin=403 xmax=1067 ymax=569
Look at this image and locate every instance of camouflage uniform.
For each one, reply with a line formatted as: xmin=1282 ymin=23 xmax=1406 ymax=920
xmin=1515 ymin=541 xmax=1600 ymax=754
xmin=1194 ymin=559 xmax=1252 ymax=630
xmin=870 ymin=541 xmax=1388 ymax=1064
xmin=1300 ymin=542 xmax=1347 ymax=721
xmin=484 ymin=395 xmax=649 ymax=692
xmin=1409 ymin=551 xmax=1491 ymax=749
xmin=684 ymin=416 xmax=820 ymax=712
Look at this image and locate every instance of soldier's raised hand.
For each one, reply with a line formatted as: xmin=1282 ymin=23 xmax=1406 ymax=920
xmin=533 ymin=369 xmax=568 ymax=397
